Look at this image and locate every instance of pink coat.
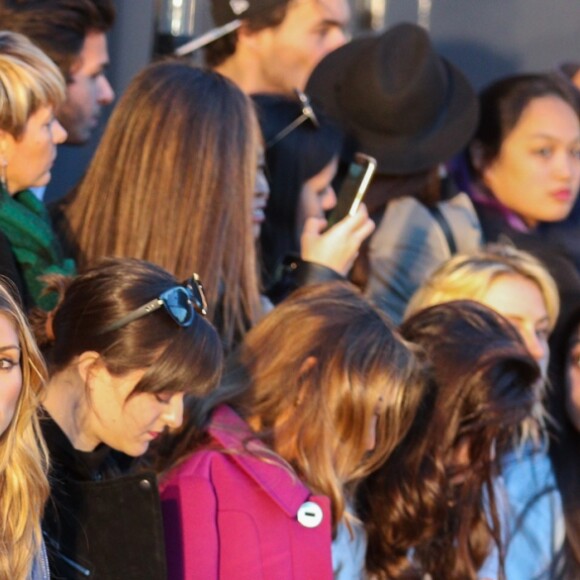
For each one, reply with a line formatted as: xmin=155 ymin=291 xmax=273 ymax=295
xmin=160 ymin=405 xmax=334 ymax=580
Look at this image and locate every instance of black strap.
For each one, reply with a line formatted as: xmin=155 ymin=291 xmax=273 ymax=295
xmin=426 ymin=205 xmax=458 ymax=255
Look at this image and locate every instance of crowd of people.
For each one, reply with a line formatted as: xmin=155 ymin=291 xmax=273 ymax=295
xmin=0 ymin=0 xmax=579 ymax=578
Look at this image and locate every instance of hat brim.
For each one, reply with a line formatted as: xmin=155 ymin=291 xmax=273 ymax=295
xmin=306 ymin=34 xmax=479 ymax=175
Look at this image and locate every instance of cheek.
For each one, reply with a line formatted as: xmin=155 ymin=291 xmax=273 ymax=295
xmin=566 ymin=367 xmax=580 ymax=429
xmin=2 ymin=369 xmax=22 ymax=425
xmin=124 ymin=399 xmax=162 ymax=431
xmin=484 ymin=154 xmax=526 ymax=199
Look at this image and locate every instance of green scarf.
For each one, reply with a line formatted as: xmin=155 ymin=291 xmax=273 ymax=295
xmin=0 ymin=187 xmax=76 ymax=310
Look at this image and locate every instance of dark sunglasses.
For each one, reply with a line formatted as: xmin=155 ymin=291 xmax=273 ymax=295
xmin=266 ymin=89 xmax=320 ymax=148
xmin=102 ymin=274 xmax=208 ymax=333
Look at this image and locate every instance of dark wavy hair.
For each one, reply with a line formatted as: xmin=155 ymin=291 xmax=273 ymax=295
xmin=252 ymin=93 xmax=342 ymax=280
xmin=33 ymin=258 xmax=223 ymax=399
xmin=547 ymin=292 xmax=580 ymax=577
xmin=358 ymin=300 xmax=540 ymax=579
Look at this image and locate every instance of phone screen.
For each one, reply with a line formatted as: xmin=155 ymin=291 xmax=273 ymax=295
xmin=326 ymin=154 xmax=377 ymax=228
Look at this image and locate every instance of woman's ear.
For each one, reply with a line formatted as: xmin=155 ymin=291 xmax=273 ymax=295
xmin=0 ymin=130 xmax=17 ymax=159
xmin=469 ymin=141 xmax=486 ymax=174
xmin=76 ymin=351 xmax=105 ymax=386
xmin=296 ymin=356 xmax=317 ymax=407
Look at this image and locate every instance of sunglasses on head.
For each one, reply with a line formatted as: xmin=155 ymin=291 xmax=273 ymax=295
xmin=266 ymin=89 xmax=320 ymax=148
xmin=102 ymin=274 xmax=208 ymax=333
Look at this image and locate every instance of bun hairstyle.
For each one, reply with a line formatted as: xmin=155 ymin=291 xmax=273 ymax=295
xmin=32 ymin=258 xmax=223 ymax=398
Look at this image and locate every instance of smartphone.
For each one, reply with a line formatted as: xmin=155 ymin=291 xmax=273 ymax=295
xmin=326 ymin=153 xmax=377 ymax=228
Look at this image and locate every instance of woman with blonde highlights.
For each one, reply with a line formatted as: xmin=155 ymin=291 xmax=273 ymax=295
xmin=155 ymin=283 xmax=424 ymax=579
xmin=0 ymin=31 xmax=71 ymax=311
xmin=53 ymin=61 xmax=261 ymax=350
xmin=0 ymin=280 xmax=50 ymax=579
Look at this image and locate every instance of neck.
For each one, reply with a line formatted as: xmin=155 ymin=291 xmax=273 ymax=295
xmin=215 ymin=52 xmax=287 ymax=95
xmin=44 ymin=368 xmax=100 ymax=452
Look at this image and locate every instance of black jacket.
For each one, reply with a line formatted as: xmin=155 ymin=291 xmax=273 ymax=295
xmin=475 ymin=203 xmax=580 ymax=297
xmin=41 ymin=411 xmax=168 ymax=580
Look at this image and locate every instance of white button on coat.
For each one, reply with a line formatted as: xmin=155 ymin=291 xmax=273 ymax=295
xmin=297 ymin=501 xmax=324 ymax=528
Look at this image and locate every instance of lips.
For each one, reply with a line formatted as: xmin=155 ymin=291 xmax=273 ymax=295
xmin=551 ymin=189 xmax=573 ymax=202
xmin=147 ymin=431 xmax=161 ymax=440
xmin=252 ymin=207 xmax=266 ymax=223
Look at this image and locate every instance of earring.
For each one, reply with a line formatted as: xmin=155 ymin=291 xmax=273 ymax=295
xmin=0 ymin=156 xmax=7 ymax=192
xmin=0 ymin=138 xmax=7 ymax=192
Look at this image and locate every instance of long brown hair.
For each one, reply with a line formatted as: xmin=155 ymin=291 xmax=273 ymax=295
xmin=360 ymin=300 xmax=540 ymax=579
xmin=57 ymin=61 xmax=262 ymax=350
xmin=156 ymin=282 xmax=425 ymax=531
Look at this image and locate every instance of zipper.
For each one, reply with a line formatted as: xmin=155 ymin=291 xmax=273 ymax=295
xmin=40 ymin=540 xmax=50 ymax=580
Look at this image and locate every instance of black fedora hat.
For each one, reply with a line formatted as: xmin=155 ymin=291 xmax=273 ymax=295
xmin=305 ymin=23 xmax=479 ymax=175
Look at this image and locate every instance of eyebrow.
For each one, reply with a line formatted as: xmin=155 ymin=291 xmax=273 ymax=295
xmin=0 ymin=345 xmax=20 ymax=352
xmin=505 ymin=314 xmax=551 ymax=326
xmin=528 ymin=132 xmax=580 ymax=143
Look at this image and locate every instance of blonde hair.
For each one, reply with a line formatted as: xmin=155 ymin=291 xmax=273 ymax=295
xmin=0 ymin=280 xmax=49 ymax=579
xmin=406 ymin=244 xmax=559 ymax=444
xmin=0 ymin=30 xmax=65 ymax=138
xmin=406 ymin=244 xmax=560 ymax=330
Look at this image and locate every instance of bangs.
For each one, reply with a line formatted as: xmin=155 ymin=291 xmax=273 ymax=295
xmin=0 ymin=52 xmax=65 ymax=137
xmin=131 ymin=315 xmax=223 ymax=398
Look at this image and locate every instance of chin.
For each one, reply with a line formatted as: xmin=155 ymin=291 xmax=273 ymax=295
xmin=122 ymin=443 xmax=149 ymax=457
xmin=540 ymin=209 xmax=574 ymax=223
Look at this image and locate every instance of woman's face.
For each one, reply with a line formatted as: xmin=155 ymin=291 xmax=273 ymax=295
xmin=481 ymin=273 xmax=551 ymax=375
xmin=566 ymin=323 xmax=580 ymax=431
xmin=296 ymin=156 xmax=338 ymax=234
xmin=2 ymin=105 xmax=67 ymax=194
xmin=88 ymin=366 xmax=185 ymax=456
xmin=0 ymin=314 xmax=22 ymax=437
xmin=481 ymin=95 xmax=580 ymax=228
xmin=253 ymin=149 xmax=270 ymax=240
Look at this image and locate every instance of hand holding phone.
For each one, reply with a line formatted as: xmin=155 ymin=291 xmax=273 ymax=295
xmin=326 ymin=153 xmax=377 ymax=228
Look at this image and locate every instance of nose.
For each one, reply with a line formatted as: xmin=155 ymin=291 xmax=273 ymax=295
xmin=162 ymin=393 xmax=184 ymax=429
xmin=255 ymin=170 xmax=270 ymax=198
xmin=326 ymin=28 xmax=348 ymax=54
xmin=321 ymin=186 xmax=337 ymax=212
xmin=554 ymin=149 xmax=575 ymax=180
xmin=51 ymin=119 xmax=68 ymax=144
xmin=97 ymin=74 xmax=115 ymax=105
xmin=567 ymin=149 xmax=580 ymax=184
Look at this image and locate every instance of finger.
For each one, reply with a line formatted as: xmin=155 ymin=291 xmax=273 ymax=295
xmin=353 ymin=218 xmax=376 ymax=243
xmin=302 ymin=217 xmax=327 ymax=237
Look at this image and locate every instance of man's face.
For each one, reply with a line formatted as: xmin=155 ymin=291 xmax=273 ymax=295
xmin=253 ymin=0 xmax=350 ymax=94
xmin=58 ymin=31 xmax=115 ymax=144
